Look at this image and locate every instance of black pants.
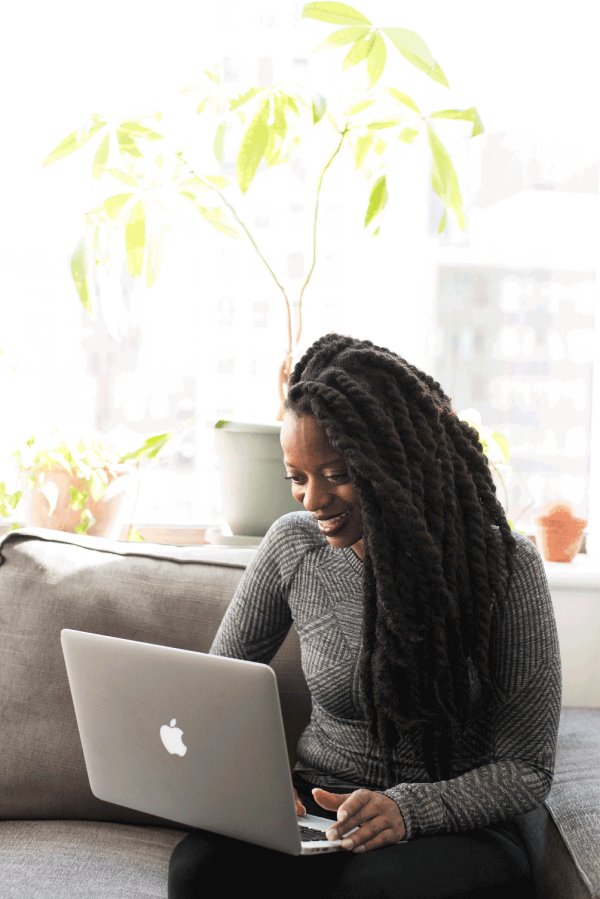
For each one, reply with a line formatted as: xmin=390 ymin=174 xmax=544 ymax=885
xmin=168 ymin=774 xmax=534 ymax=899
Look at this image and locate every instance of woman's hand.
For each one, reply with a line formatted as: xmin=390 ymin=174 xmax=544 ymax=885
xmin=313 ymin=788 xmax=406 ymax=853
xmin=294 ymin=788 xmax=306 ymax=817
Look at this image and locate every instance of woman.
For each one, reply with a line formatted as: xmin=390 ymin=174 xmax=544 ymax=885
xmin=169 ymin=333 xmax=560 ymax=899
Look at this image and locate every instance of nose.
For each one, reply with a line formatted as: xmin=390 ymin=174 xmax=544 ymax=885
xmin=297 ymin=477 xmax=334 ymax=514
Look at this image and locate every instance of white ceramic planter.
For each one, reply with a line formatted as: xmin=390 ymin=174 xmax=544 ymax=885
xmin=214 ymin=421 xmax=301 ymax=537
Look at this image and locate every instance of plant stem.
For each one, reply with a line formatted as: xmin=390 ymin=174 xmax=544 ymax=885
xmin=295 ymin=125 xmax=349 ymax=349
xmin=179 ymin=159 xmax=293 ymax=360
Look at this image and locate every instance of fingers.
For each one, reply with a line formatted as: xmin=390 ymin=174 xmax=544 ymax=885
xmin=294 ymin=788 xmax=306 ymax=817
xmin=321 ymin=790 xmax=406 ymax=853
xmin=311 ymin=788 xmax=350 ymax=812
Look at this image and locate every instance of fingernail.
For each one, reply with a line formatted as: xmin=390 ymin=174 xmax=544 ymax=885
xmin=352 ymin=845 xmax=365 ymax=853
xmin=326 ymin=829 xmax=337 ymax=841
xmin=341 ymin=839 xmax=353 ymax=849
xmin=337 ymin=809 xmax=348 ymax=822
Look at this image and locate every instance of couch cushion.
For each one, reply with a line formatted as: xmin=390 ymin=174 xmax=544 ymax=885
xmin=0 ymin=528 xmax=311 ymax=825
xmin=546 ymin=707 xmax=600 ymax=898
xmin=0 ymin=820 xmax=187 ymax=899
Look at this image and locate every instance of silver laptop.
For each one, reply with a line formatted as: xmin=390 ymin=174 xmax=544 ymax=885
xmin=61 ymin=629 xmax=355 ymax=855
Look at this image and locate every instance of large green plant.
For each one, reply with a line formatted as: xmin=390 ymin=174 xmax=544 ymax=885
xmin=44 ymin=2 xmax=483 ymax=419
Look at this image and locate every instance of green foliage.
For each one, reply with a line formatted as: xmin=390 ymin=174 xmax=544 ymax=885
xmin=44 ymin=1 xmax=482 ymax=361
xmin=1 ymin=430 xmax=177 ymax=534
xmin=427 ymin=124 xmax=465 ymax=232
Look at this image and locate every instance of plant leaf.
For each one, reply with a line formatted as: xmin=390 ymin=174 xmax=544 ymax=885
xmin=366 ymin=119 xmax=403 ymax=130
xmin=353 ymin=131 xmax=374 ymax=168
xmin=92 ymin=132 xmax=110 ymax=179
xmin=43 ymin=113 xmax=107 ymax=166
xmin=382 ymin=27 xmax=434 ymax=70
xmin=366 ymin=32 xmax=386 ymax=87
xmin=125 ymin=200 xmax=146 ymax=278
xmin=429 ymin=61 xmax=450 ymax=89
xmin=69 ymin=486 xmax=88 ymax=512
xmin=346 ymin=98 xmax=376 ymax=116
xmin=302 ymin=2 xmax=371 ymax=25
xmin=491 ymin=431 xmax=511 ymax=462
xmin=204 ymin=65 xmax=221 ymax=85
xmin=214 ymin=419 xmax=230 ymax=429
xmin=89 ymin=192 xmax=134 ymax=221
xmin=312 ymin=25 xmax=369 ymax=51
xmin=312 ymin=91 xmax=327 ymax=124
xmin=146 ymin=220 xmax=171 ymax=288
xmin=119 ymin=121 xmax=163 ymax=140
xmin=429 ymin=106 xmax=484 ymax=137
xmin=71 ymin=237 xmax=92 ymax=314
xmin=116 ymin=128 xmax=143 ymax=158
xmin=229 ymin=87 xmax=263 ymax=112
xmin=427 ymin=124 xmax=465 ymax=230
xmin=89 ymin=467 xmax=108 ymax=502
xmin=374 ymin=136 xmax=386 ymax=155
xmin=203 ymin=174 xmax=232 ymax=188
xmin=264 ymin=95 xmax=288 ymax=165
xmin=213 ymin=120 xmax=226 ymax=163
xmin=343 ymin=32 xmax=375 ymax=70
xmin=197 ymin=205 xmax=243 ymax=238
xmin=380 ymin=87 xmax=421 ymax=114
xmin=237 ymin=100 xmax=269 ymax=193
xmin=119 ymin=431 xmax=175 ymax=463
xmin=40 ymin=481 xmax=59 ymax=516
xmin=399 ymin=127 xmax=419 ymax=144
xmin=75 ymin=508 xmax=95 ymax=534
xmin=364 ymin=174 xmax=388 ymax=227
xmin=127 ymin=525 xmax=145 ymax=541
xmin=437 ymin=208 xmax=447 ymax=233
xmin=105 ymin=168 xmax=138 ymax=186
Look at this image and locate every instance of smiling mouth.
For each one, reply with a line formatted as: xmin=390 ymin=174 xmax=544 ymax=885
xmin=316 ymin=510 xmax=351 ymax=533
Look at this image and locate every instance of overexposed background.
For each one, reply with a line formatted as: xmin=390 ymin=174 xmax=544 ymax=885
xmin=1 ymin=0 xmax=598 ymax=533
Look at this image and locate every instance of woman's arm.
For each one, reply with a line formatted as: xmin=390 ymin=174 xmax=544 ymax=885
xmin=380 ymin=533 xmax=562 ymax=840
xmin=209 ymin=513 xmax=318 ymax=663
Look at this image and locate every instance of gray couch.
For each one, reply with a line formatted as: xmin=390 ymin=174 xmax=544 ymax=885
xmin=0 ymin=527 xmax=598 ymax=899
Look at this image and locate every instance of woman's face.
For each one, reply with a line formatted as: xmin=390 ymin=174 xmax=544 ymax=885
xmin=280 ymin=412 xmax=364 ymax=559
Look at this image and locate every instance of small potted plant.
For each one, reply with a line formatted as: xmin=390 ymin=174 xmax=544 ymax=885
xmin=3 ymin=429 xmax=177 ymax=541
xmin=535 ymin=501 xmax=587 ymax=563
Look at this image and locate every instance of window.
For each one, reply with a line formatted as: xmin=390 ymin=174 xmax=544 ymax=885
xmin=1 ymin=1 xmax=598 ymax=541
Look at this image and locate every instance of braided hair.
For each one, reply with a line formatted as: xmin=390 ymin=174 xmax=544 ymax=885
xmin=284 ymin=333 xmax=516 ymax=785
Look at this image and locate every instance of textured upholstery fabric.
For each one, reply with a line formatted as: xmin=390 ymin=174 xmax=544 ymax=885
xmin=544 ymin=707 xmax=600 ymax=898
xmin=0 ymin=820 xmax=187 ymax=899
xmin=0 ymin=528 xmax=311 ymax=825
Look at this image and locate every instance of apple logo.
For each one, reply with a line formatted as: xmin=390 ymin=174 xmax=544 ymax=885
xmin=160 ymin=718 xmax=187 ymax=756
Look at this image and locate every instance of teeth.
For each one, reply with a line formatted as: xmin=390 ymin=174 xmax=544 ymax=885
xmin=318 ymin=511 xmax=350 ymax=531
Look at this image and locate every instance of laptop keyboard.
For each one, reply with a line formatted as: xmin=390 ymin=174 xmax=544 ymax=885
xmin=299 ymin=825 xmax=331 ymax=842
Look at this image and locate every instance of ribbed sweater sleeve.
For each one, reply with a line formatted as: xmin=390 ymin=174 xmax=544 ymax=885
xmin=379 ymin=535 xmax=562 ymax=840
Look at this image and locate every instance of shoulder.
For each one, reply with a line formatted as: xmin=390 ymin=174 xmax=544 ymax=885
xmin=255 ymin=511 xmax=329 ymax=583
xmin=491 ymin=525 xmax=547 ymax=589
xmin=490 ymin=526 xmax=557 ymax=643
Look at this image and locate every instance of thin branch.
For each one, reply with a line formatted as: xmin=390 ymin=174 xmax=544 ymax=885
xmin=178 ymin=157 xmax=293 ymax=357
xmin=295 ymin=125 xmax=349 ymax=349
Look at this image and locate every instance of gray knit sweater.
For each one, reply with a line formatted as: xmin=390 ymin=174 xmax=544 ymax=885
xmin=209 ymin=511 xmax=561 ymax=840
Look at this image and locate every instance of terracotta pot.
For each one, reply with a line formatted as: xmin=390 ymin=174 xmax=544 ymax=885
xmin=535 ymin=515 xmax=587 ymax=563
xmin=20 ymin=464 xmax=133 ymax=540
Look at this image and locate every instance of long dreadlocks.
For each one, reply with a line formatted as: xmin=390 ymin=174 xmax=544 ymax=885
xmin=283 ymin=333 xmax=516 ymax=785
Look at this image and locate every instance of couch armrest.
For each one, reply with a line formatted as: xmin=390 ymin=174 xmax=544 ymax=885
xmin=514 ymin=707 xmax=600 ymax=899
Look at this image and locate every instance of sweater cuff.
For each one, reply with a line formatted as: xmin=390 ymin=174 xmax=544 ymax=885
xmin=378 ymin=783 xmax=448 ymax=841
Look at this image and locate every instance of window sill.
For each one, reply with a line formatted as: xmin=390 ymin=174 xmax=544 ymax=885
xmin=0 ymin=522 xmax=212 ymax=546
